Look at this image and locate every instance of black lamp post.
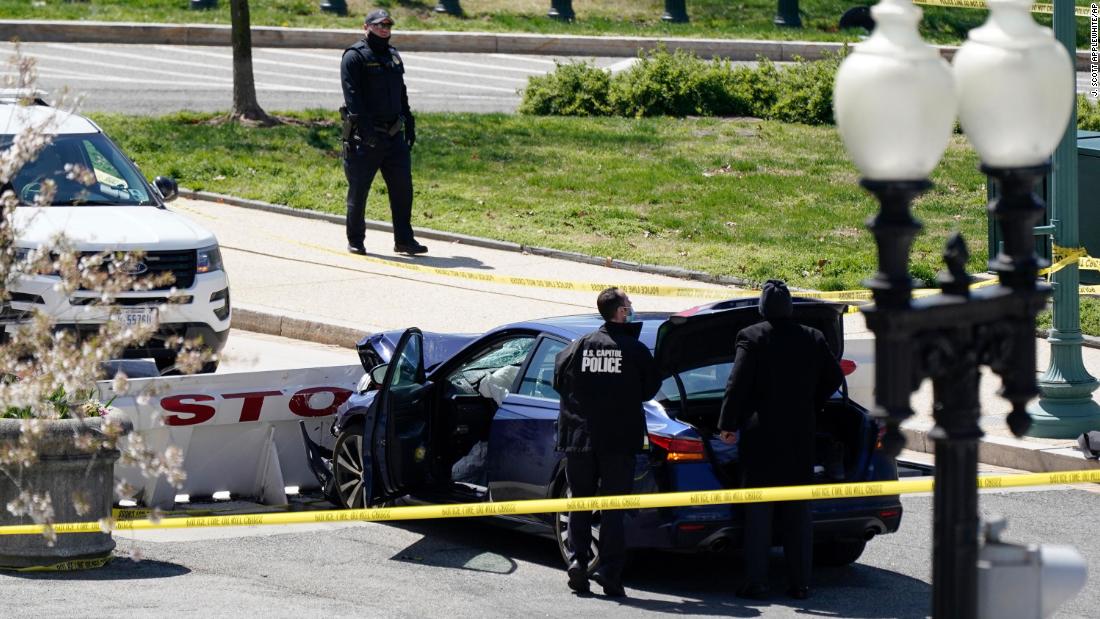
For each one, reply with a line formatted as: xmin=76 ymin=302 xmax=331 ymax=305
xmin=547 ymin=0 xmax=575 ymax=21
xmin=774 ymin=0 xmax=802 ymax=27
xmin=858 ymin=172 xmax=1051 ymax=616
xmin=836 ymin=0 xmax=1074 ymax=616
xmin=662 ymin=0 xmax=689 ymax=23
xmin=319 ymin=0 xmax=347 ymax=16
xmin=435 ymin=0 xmax=463 ymax=16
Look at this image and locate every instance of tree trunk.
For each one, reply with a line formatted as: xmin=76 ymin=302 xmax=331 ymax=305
xmin=229 ymin=0 xmax=276 ymax=125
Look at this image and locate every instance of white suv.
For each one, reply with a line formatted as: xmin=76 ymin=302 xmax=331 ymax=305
xmin=1 ymin=97 xmax=230 ymax=373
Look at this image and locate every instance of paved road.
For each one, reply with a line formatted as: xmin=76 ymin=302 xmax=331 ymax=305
xmin=3 ymin=41 xmax=1095 ymax=117
xmin=4 ymin=482 xmax=1097 ymax=617
xmin=0 ymin=41 xmax=634 ymax=115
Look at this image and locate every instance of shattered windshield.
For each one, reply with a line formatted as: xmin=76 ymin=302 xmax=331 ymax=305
xmin=1 ymin=133 xmax=154 ymax=206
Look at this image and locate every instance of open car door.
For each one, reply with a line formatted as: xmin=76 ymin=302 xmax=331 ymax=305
xmin=375 ymin=328 xmax=435 ymax=499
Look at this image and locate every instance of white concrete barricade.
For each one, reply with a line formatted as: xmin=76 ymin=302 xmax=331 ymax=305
xmin=101 ymin=365 xmax=363 ymax=508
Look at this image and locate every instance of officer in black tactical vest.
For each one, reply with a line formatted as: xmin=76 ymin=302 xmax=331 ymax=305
xmin=341 ymin=9 xmax=427 ymax=256
xmin=553 ymin=287 xmax=662 ymax=598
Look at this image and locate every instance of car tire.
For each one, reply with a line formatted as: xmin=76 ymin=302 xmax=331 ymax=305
xmin=154 ymin=355 xmax=177 ymax=375
xmin=333 ymin=424 xmax=368 ymax=509
xmin=155 ymin=355 xmax=219 ymax=374
xmin=814 ymin=539 xmax=867 ymax=567
xmin=553 ymin=475 xmax=601 ymax=575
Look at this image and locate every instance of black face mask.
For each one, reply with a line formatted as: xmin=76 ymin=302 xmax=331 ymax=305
xmin=367 ymin=31 xmax=391 ymax=56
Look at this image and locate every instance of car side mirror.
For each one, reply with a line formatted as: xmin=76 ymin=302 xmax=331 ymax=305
xmin=369 ymin=363 xmax=389 ymax=387
xmin=154 ymin=176 xmax=178 ymax=203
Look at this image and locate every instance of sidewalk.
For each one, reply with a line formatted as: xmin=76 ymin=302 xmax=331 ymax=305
xmin=173 ymin=195 xmax=1100 ymax=474
xmin=1 ymin=19 xmax=1095 ymax=70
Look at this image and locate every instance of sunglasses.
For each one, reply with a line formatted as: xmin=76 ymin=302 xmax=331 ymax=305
xmin=372 ymin=21 xmax=394 ymax=28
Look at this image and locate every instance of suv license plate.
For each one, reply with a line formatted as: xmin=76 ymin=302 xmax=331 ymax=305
xmin=114 ymin=307 xmax=158 ymax=327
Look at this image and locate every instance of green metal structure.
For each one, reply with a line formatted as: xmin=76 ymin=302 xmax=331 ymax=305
xmin=1027 ymin=0 xmax=1100 ymax=437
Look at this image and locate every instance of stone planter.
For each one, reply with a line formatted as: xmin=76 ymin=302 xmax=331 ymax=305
xmin=0 ymin=416 xmax=131 ymax=570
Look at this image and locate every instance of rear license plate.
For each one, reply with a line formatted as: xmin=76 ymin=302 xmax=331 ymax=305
xmin=113 ymin=307 xmax=157 ymax=327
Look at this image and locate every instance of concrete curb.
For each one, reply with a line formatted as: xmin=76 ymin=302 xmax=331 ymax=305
xmin=2 ymin=20 xmax=1095 ymax=69
xmin=902 ymin=425 xmax=1099 ymax=473
xmin=181 ymin=188 xmax=757 ymax=289
xmin=232 ymin=304 xmax=366 ymax=349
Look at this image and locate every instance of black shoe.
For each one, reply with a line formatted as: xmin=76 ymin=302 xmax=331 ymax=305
xmin=394 ymin=241 xmax=428 ymax=255
xmin=591 ymin=571 xmax=626 ymax=598
xmin=736 ymin=583 xmax=769 ymax=600
xmin=567 ymin=560 xmax=590 ymax=594
xmin=347 ymin=243 xmax=367 ymax=255
xmin=787 ymin=586 xmax=810 ymax=600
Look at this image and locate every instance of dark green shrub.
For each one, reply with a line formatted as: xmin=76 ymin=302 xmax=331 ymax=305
xmin=519 ymin=47 xmax=846 ymax=126
xmin=1078 ymin=96 xmax=1100 ymax=131
xmin=769 ymin=53 xmax=843 ymax=126
xmin=518 ymin=61 xmax=612 ymax=116
xmin=727 ymin=60 xmax=780 ymax=118
xmin=608 ymin=47 xmax=717 ymax=117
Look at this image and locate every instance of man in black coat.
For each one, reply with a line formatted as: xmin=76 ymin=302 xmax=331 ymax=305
xmin=553 ymin=287 xmax=662 ymax=597
xmin=340 ymin=8 xmax=427 ymax=256
xmin=718 ymin=279 xmax=843 ymax=601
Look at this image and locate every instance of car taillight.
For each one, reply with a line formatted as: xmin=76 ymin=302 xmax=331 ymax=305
xmin=649 ymin=433 xmax=706 ymax=462
xmin=840 ymin=358 xmax=857 ymax=376
xmin=874 ymin=422 xmax=887 ymax=451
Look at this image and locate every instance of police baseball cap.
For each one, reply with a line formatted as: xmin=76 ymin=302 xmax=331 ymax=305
xmin=365 ymin=10 xmax=394 ymax=26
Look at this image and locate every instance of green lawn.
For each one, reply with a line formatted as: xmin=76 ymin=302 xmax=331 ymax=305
xmin=5 ymin=0 xmax=1096 ymax=46
xmin=1039 ymin=298 xmax=1100 ymax=338
xmin=93 ymin=110 xmax=990 ymax=292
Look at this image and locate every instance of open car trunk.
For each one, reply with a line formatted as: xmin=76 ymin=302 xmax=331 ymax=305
xmin=653 ymin=298 xmax=874 ymax=483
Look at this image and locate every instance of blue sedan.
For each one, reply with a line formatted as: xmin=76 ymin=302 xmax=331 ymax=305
xmin=306 ymin=296 xmax=902 ymax=569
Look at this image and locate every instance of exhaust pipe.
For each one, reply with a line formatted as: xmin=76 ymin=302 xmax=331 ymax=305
xmin=709 ymin=537 xmax=731 ymax=553
xmin=864 ymin=528 xmax=878 ymax=541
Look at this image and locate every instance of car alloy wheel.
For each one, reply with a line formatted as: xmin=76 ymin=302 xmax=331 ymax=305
xmin=333 ymin=425 xmax=367 ymax=509
xmin=553 ymin=478 xmax=601 ymax=574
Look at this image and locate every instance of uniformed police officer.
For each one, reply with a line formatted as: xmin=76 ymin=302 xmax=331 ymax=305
xmin=341 ymin=9 xmax=427 ymax=256
xmin=718 ymin=280 xmax=843 ymax=601
xmin=553 ymin=287 xmax=662 ymax=597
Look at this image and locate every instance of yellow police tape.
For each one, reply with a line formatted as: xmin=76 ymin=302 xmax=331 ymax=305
xmin=0 ymin=555 xmax=112 ymax=572
xmin=300 ymin=236 xmax=1100 ymax=303
xmin=912 ymin=0 xmax=1094 ymax=17
xmin=274 ymin=237 xmax=1100 ymax=305
xmin=0 ymin=469 xmax=1097 ymax=537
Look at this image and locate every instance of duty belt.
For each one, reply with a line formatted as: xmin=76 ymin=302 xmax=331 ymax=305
xmin=373 ymin=117 xmax=404 ymax=136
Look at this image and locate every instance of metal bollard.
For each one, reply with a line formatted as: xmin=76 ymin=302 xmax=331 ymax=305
xmin=435 ymin=0 xmax=463 ymax=15
xmin=319 ymin=0 xmax=348 ymax=16
xmin=978 ymin=517 xmax=1087 ymax=618
xmin=662 ymin=0 xmax=689 ymax=23
xmin=774 ymin=0 xmax=802 ymax=27
xmin=548 ymin=0 xmax=575 ymax=21
xmin=190 ymin=0 xmax=217 ymax=9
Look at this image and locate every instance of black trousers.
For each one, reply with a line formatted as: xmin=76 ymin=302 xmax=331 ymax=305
xmin=743 ymin=500 xmax=812 ymax=589
xmin=344 ymin=131 xmax=414 ymax=246
xmin=564 ymin=452 xmax=634 ymax=580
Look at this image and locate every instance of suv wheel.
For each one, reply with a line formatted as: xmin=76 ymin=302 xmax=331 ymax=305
xmin=155 ymin=356 xmax=219 ymax=375
xmin=553 ymin=475 xmax=601 ymax=574
xmin=814 ymin=539 xmax=867 ymax=567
